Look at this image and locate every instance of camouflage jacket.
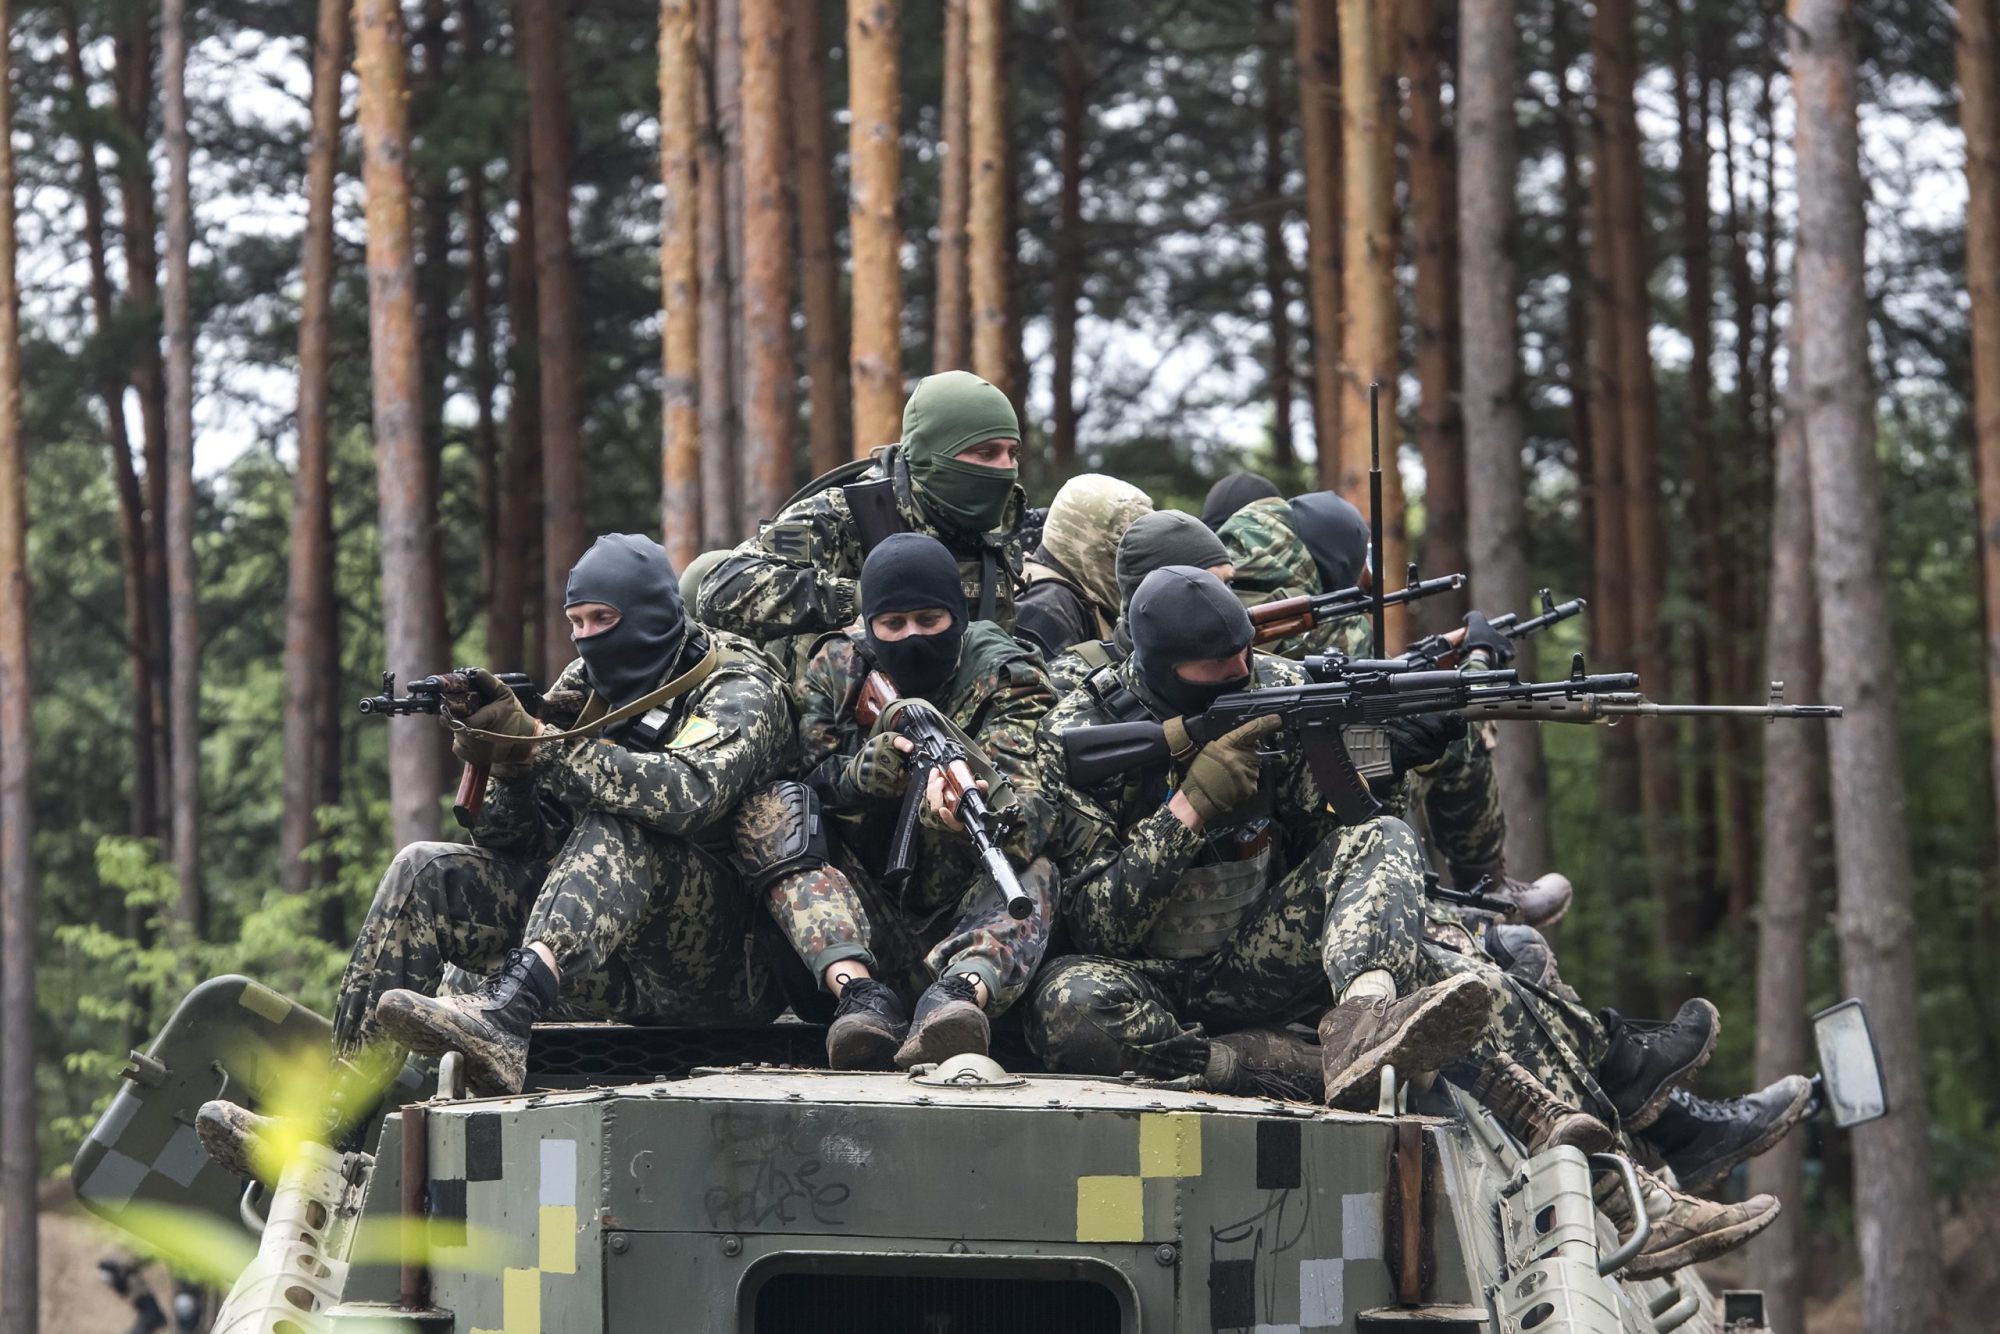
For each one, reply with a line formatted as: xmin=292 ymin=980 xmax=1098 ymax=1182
xmin=799 ymin=621 xmax=1058 ymax=918
xmin=1014 ymin=557 xmax=1108 ymax=660
xmin=472 ymin=632 xmax=798 ymax=860
xmin=1217 ymin=496 xmax=1371 ymax=660
xmin=696 ymin=445 xmax=1035 ymax=642
xmin=1035 ymin=652 xmax=1342 ymax=957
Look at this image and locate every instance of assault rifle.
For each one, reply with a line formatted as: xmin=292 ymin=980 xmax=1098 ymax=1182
xmin=359 ymin=670 xmax=547 ymax=828
xmin=1395 ymin=589 xmax=1589 ymax=670
xmin=1062 ymin=654 xmax=1641 ymax=825
xmin=1454 ymin=681 xmax=1843 ymax=725
xmin=855 ymin=671 xmax=1035 ymax=920
xmin=1249 ymin=566 xmax=1467 ymax=649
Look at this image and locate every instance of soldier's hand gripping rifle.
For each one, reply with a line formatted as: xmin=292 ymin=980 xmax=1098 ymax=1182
xmin=855 ymin=671 xmax=1035 ymax=920
xmin=358 ymin=669 xmax=545 ymax=828
xmin=1063 ymin=655 xmax=1641 ymax=826
xmin=1249 ymin=566 xmax=1467 ymax=649
xmin=1395 ymin=589 xmax=1590 ymax=670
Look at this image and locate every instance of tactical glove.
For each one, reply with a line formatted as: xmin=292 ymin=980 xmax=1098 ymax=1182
xmin=1177 ymin=715 xmax=1281 ymax=824
xmin=845 ymin=732 xmax=911 ymax=801
xmin=451 ymin=668 xmax=540 ymax=773
xmin=1460 ymin=610 xmax=1515 ymax=669
xmin=1384 ymin=711 xmax=1467 ymax=781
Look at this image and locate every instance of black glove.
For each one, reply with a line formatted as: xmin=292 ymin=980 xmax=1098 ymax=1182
xmin=1461 ymin=610 xmax=1515 ymax=668
xmin=1385 ymin=712 xmax=1467 ymax=781
xmin=845 ymin=732 xmax=912 ymax=801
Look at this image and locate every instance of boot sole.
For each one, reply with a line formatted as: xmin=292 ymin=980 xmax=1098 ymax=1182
xmin=374 ymin=993 xmax=526 ymax=1097
xmin=1621 ymin=1197 xmax=1780 ymax=1279
xmin=894 ymin=1004 xmax=991 ymax=1070
xmin=1324 ymin=974 xmax=1491 ymax=1109
xmin=1622 ymin=999 xmax=1721 ymax=1132
xmin=1671 ymin=1077 xmax=1815 ymax=1194
xmin=827 ymin=1015 xmax=906 ymax=1071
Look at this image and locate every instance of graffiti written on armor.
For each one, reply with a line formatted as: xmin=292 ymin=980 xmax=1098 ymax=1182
xmin=702 ymin=1108 xmax=854 ymax=1230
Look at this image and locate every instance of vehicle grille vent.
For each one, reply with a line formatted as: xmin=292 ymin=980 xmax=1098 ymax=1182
xmin=751 ymin=1272 xmax=1122 ymax=1334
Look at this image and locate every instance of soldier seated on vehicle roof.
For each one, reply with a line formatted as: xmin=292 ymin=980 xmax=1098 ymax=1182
xmin=734 ymin=533 xmax=1060 ymax=1072
xmin=1013 ymin=473 xmax=1153 ymax=660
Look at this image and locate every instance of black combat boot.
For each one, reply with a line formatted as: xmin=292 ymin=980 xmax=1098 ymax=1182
xmin=1209 ymin=1026 xmax=1324 ymax=1103
xmin=826 ymin=977 xmax=910 ymax=1070
xmin=1596 ymin=998 xmax=1719 ymax=1130
xmin=1466 ymin=1054 xmax=1614 ymax=1154
xmin=373 ymin=947 xmax=558 ymax=1097
xmin=1320 ymin=973 xmax=1492 ymax=1110
xmin=895 ymin=974 xmax=990 ymax=1069
xmin=1640 ymin=1075 xmax=1814 ymax=1194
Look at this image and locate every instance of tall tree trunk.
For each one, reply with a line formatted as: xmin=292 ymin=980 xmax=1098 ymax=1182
xmin=1401 ymin=0 xmax=1464 ymax=621
xmin=0 ymin=3 xmax=38 ymax=1324
xmin=414 ymin=0 xmax=452 ymax=479
xmin=1050 ymin=0 xmax=1086 ymax=464
xmin=467 ymin=176 xmax=500 ymax=598
xmin=849 ymin=0 xmax=904 ymax=449
xmin=935 ymin=0 xmax=971 ymax=372
xmin=1963 ymin=0 xmax=2000 ymax=850
xmin=162 ymin=0 xmax=202 ymax=930
xmin=523 ymin=0 xmax=584 ymax=679
xmin=967 ymin=0 xmax=1011 ymax=401
xmin=697 ymin=0 xmax=741 ymax=534
xmin=1553 ymin=2 xmax=1594 ymax=568
xmin=738 ymin=0 xmax=793 ymax=523
xmin=788 ymin=0 xmax=847 ymax=475
xmin=1790 ymin=2 xmax=1943 ymax=1326
xmin=1260 ymin=0 xmax=1295 ymax=472
xmin=313 ymin=580 xmax=347 ymax=940
xmin=1295 ymin=0 xmax=1342 ymax=483
xmin=490 ymin=140 xmax=539 ymax=672
xmin=281 ymin=0 xmax=348 ymax=900
xmin=357 ymin=0 xmax=449 ymax=848
xmin=660 ymin=0 xmax=702 ymax=561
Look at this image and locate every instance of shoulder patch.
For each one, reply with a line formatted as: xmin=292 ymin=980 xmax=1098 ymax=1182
xmin=765 ymin=521 xmax=816 ymax=563
xmin=667 ymin=716 xmax=723 ymax=748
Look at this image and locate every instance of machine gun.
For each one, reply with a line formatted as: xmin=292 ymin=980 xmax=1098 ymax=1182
xmin=359 ymin=670 xmax=545 ymax=829
xmin=855 ymin=671 xmax=1035 ymax=921
xmin=1395 ymin=588 xmax=1589 ymax=670
xmin=1063 ymin=654 xmax=1641 ymax=826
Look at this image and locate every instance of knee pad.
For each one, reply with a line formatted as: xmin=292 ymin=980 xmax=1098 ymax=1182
xmin=730 ymin=780 xmax=830 ymax=895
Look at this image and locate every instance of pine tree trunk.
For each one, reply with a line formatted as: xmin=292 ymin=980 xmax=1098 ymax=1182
xmin=1962 ymin=0 xmax=2000 ymax=851
xmin=523 ymin=0 xmax=584 ymax=679
xmin=1050 ymin=0 xmax=1086 ymax=465
xmin=1553 ymin=2 xmax=1594 ymax=569
xmin=468 ymin=176 xmax=500 ymax=599
xmin=967 ymin=0 xmax=1011 ymax=400
xmin=697 ymin=0 xmax=741 ymax=535
xmin=490 ymin=140 xmax=540 ymax=672
xmin=789 ymin=0 xmax=847 ymax=475
xmin=281 ymin=0 xmax=348 ymax=899
xmin=1790 ymin=2 xmax=1943 ymax=1325
xmin=415 ymin=0 xmax=452 ymax=480
xmin=850 ymin=0 xmax=904 ymax=450
xmin=1296 ymin=0 xmax=1342 ymax=486
xmin=660 ymin=0 xmax=703 ymax=562
xmin=739 ymin=0 xmax=794 ymax=522
xmin=162 ymin=0 xmax=203 ymax=930
xmin=935 ymin=0 xmax=971 ymax=372
xmin=357 ymin=0 xmax=449 ymax=848
xmin=1260 ymin=0 xmax=1295 ymax=472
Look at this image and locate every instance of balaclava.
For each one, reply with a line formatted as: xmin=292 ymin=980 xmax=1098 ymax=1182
xmin=564 ymin=534 xmax=689 ymax=709
xmin=860 ymin=532 xmax=970 ymax=699
xmin=1289 ymin=491 xmax=1370 ymax=595
xmin=1039 ymin=473 xmax=1153 ymax=613
xmin=1116 ymin=510 xmax=1231 ymax=613
xmin=1200 ymin=471 xmax=1282 ymax=529
xmin=1127 ymin=565 xmax=1254 ymax=717
xmin=900 ymin=370 xmax=1022 ymax=534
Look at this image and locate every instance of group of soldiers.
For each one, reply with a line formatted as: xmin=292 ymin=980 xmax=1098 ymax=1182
xmin=202 ymin=369 xmax=1815 ymax=1281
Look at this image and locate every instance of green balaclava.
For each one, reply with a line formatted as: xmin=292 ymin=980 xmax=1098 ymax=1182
xmin=901 ymin=370 xmax=1022 ymax=534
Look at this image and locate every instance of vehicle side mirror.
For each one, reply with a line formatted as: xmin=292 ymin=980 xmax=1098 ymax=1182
xmin=1812 ymin=998 xmax=1887 ymax=1128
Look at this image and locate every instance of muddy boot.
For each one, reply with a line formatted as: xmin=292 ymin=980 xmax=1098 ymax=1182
xmin=1450 ymin=863 xmax=1573 ymax=928
xmin=826 ymin=977 xmax=909 ymax=1070
xmin=1209 ymin=1026 xmax=1324 ymax=1103
xmin=1467 ymin=1054 xmax=1614 ymax=1154
xmin=1320 ymin=973 xmax=1492 ymax=1110
xmin=1641 ymin=1075 xmax=1815 ymax=1194
xmin=1597 ymin=999 xmax=1719 ymax=1131
xmin=1593 ymin=1162 xmax=1779 ymax=1279
xmin=197 ymin=1101 xmax=277 ymax=1181
xmin=894 ymin=975 xmax=989 ymax=1069
xmin=373 ymin=947 xmax=556 ymax=1097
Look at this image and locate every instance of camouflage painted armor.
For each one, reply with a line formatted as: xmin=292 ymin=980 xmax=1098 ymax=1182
xmin=695 ymin=446 xmax=1034 ymax=641
xmin=1216 ymin=496 xmax=1371 ymax=660
xmin=331 ymin=639 xmax=797 ymax=1056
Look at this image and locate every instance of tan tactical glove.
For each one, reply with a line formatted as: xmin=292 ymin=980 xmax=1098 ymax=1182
xmin=450 ymin=668 xmax=540 ymax=773
xmin=1176 ymin=715 xmax=1281 ymax=824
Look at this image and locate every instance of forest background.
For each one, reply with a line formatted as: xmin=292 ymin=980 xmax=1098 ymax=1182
xmin=0 ymin=0 xmax=1992 ymax=1329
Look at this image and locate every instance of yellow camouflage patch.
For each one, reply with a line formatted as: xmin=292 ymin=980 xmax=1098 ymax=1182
xmin=667 ymin=715 xmax=721 ymax=748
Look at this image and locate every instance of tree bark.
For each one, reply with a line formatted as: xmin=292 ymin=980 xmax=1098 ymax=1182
xmin=468 ymin=175 xmax=500 ymax=599
xmin=281 ymin=0 xmax=348 ymax=899
xmin=1791 ymin=2 xmax=1943 ymax=1326
xmin=738 ymin=0 xmax=794 ymax=524
xmin=661 ymin=0 xmax=702 ymax=563
xmin=1962 ymin=0 xmax=2000 ymax=853
xmin=1260 ymin=0 xmax=1295 ymax=472
xmin=1295 ymin=0 xmax=1342 ymax=484
xmin=788 ymin=0 xmax=847 ymax=475
xmin=1050 ymin=0 xmax=1086 ymax=464
xmin=697 ymin=0 xmax=741 ymax=536
xmin=357 ymin=0 xmax=449 ymax=848
xmin=850 ymin=0 xmax=904 ymax=450
xmin=935 ymin=0 xmax=971 ymax=372
xmin=522 ymin=0 xmax=584 ymax=680
xmin=967 ymin=0 xmax=1011 ymax=401
xmin=490 ymin=138 xmax=540 ymax=673
xmin=414 ymin=0 xmax=452 ymax=480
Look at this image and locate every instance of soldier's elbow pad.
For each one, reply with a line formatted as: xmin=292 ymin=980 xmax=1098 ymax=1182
xmin=730 ymin=780 xmax=832 ymax=895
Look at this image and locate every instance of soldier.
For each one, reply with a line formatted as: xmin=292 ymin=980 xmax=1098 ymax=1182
xmin=697 ymin=370 xmax=1034 ymax=642
xmin=1199 ymin=470 xmax=1281 ymax=530
xmin=1216 ymin=490 xmax=1370 ymax=659
xmin=1045 ymin=508 xmax=1236 ymax=696
xmin=1014 ymin=473 xmax=1152 ymax=659
xmin=737 ymin=533 xmax=1059 ymax=1070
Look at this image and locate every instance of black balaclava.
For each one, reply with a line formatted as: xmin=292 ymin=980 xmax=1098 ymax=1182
xmin=564 ymin=534 xmax=689 ymax=709
xmin=1115 ymin=510 xmax=1231 ymax=612
xmin=1289 ymin=491 xmax=1370 ymax=594
xmin=1127 ymin=565 xmax=1254 ymax=716
xmin=861 ymin=532 xmax=969 ymax=699
xmin=1200 ymin=471 xmax=1282 ymax=530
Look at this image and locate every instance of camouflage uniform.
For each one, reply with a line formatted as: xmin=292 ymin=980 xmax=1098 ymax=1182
xmin=760 ymin=621 xmax=1059 ymax=1013
xmin=332 ymin=638 xmax=796 ymax=1055
xmin=1015 ymin=475 xmax=1152 ymax=659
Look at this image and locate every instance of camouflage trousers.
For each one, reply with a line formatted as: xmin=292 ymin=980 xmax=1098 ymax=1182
xmin=332 ymin=811 xmax=783 ymax=1056
xmin=763 ymin=851 xmax=1056 ymax=1017
xmin=1410 ymin=725 xmax=1505 ymax=874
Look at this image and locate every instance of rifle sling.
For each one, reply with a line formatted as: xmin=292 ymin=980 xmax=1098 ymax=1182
xmin=450 ymin=641 xmax=721 ymax=744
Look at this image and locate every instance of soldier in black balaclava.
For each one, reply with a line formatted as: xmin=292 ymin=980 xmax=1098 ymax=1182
xmin=1200 ymin=471 xmax=1282 ymax=530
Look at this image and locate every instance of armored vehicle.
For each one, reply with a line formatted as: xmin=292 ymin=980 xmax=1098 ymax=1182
xmin=74 ymin=976 xmax=1885 ymax=1334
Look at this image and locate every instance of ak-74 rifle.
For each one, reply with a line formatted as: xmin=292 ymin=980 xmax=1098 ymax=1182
xmin=855 ymin=671 xmax=1035 ymax=920
xmin=1453 ymin=680 xmax=1843 ymax=725
xmin=1248 ymin=565 xmax=1467 ymax=649
xmin=1392 ymin=588 xmax=1590 ymax=671
xmin=359 ymin=670 xmax=562 ymax=828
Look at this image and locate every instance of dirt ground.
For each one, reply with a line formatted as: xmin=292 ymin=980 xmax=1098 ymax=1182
xmin=3 ymin=1188 xmax=183 ymax=1334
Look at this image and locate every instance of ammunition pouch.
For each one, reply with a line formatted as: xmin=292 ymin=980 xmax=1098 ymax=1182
xmin=1142 ymin=845 xmax=1272 ymax=960
xmin=730 ymin=780 xmax=831 ymax=895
